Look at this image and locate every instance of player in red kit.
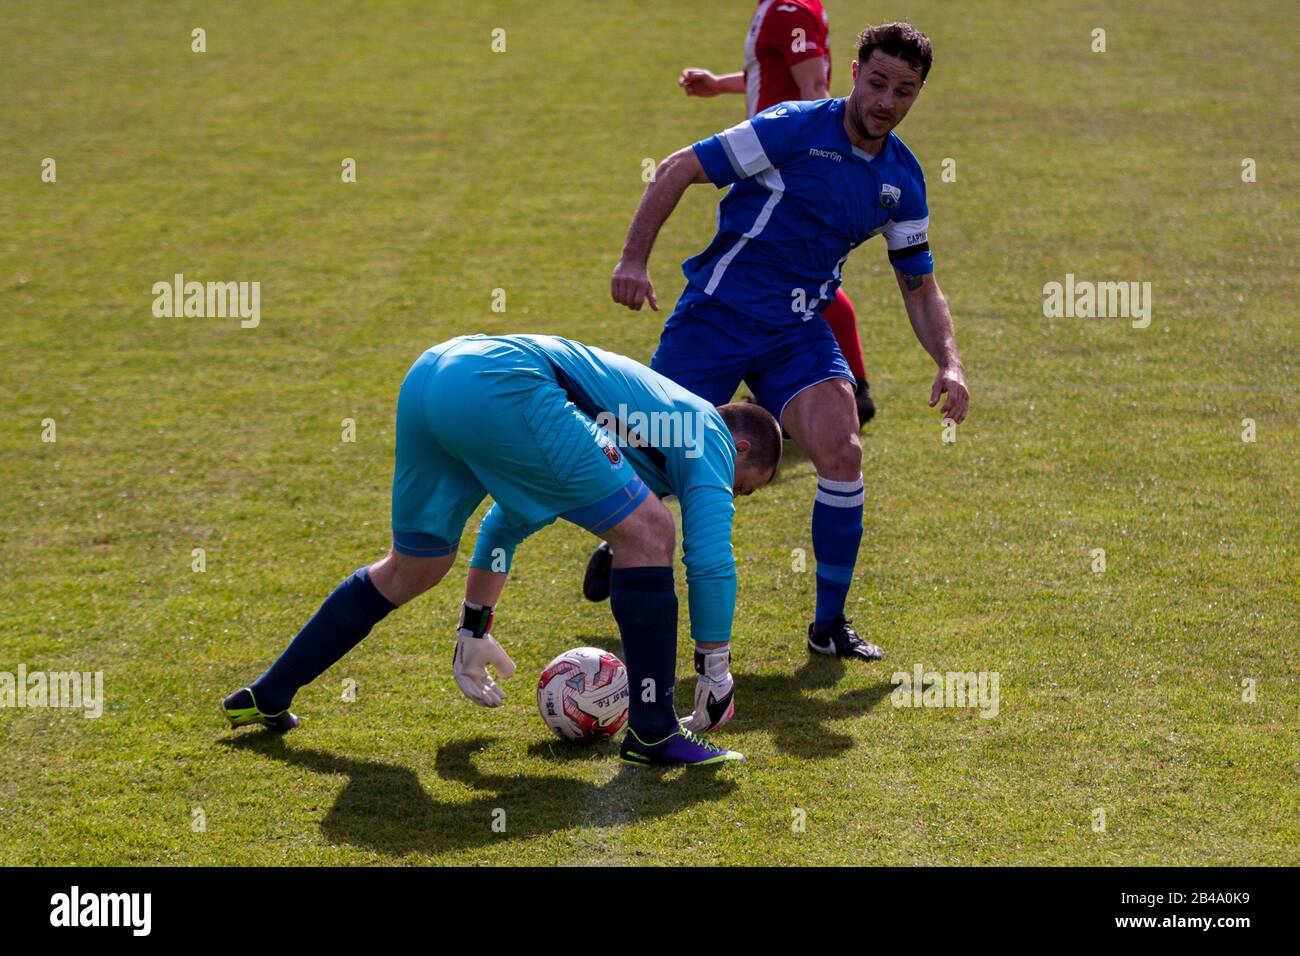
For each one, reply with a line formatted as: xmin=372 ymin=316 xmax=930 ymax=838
xmin=679 ymin=0 xmax=876 ymax=427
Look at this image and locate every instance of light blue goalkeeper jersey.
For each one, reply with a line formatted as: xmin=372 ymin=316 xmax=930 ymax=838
xmin=467 ymin=334 xmax=739 ymax=645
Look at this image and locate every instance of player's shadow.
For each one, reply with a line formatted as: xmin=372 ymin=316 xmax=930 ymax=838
xmin=530 ymin=640 xmax=893 ymax=761
xmin=709 ymin=659 xmax=895 ymax=758
xmin=525 ymin=736 xmax=623 ymax=762
xmin=220 ymin=733 xmax=736 ymax=857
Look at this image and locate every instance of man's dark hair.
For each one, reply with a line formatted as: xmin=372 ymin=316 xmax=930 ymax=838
xmin=856 ymin=22 xmax=933 ymax=81
xmin=719 ymin=402 xmax=783 ymax=481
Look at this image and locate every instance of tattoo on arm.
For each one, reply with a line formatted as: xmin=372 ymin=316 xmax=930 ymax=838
xmin=902 ymin=273 xmax=924 ymax=292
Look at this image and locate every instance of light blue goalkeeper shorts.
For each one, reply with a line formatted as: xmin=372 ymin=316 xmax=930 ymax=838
xmin=390 ymin=335 xmax=649 ymax=557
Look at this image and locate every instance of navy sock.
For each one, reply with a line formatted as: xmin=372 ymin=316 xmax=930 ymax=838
xmin=609 ymin=566 xmax=678 ymax=740
xmin=812 ymin=473 xmax=864 ymax=628
xmin=250 ymin=567 xmax=396 ymax=713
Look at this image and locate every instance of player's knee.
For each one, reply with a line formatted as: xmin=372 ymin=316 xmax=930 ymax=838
xmin=606 ymin=495 xmax=675 ymax=566
xmin=370 ymin=548 xmax=452 ymax=606
xmin=642 ymin=500 xmax=676 ymax=563
xmin=814 ymin=433 xmax=862 ymax=481
xmin=633 ymin=498 xmax=675 ymax=565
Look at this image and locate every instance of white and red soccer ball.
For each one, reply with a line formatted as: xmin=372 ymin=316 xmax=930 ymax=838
xmin=536 ymin=647 xmax=629 ymax=742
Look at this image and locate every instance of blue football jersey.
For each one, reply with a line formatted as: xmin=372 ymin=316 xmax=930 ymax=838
xmin=686 ymin=97 xmax=933 ymax=326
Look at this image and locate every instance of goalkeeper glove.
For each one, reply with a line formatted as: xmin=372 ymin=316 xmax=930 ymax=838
xmin=452 ymin=601 xmax=516 ymax=707
xmin=679 ymin=644 xmax=735 ymax=733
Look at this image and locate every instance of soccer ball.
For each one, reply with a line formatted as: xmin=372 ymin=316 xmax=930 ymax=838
xmin=536 ymin=647 xmax=630 ymax=742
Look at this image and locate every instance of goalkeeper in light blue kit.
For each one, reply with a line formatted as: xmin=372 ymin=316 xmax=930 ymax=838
xmin=222 ymin=333 xmax=782 ymax=767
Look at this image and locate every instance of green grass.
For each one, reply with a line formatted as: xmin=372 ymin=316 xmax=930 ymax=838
xmin=1 ymin=0 xmax=1296 ymax=865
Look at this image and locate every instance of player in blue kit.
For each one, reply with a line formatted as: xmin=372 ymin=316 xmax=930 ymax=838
xmin=221 ymin=334 xmax=782 ymax=767
xmin=591 ymin=23 xmax=970 ymax=674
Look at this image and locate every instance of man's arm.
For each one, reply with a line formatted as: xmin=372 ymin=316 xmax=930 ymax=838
xmin=789 ymin=57 xmax=829 ymax=99
xmin=675 ymin=481 xmax=740 ymax=733
xmin=451 ymin=503 xmax=556 ymax=709
xmin=465 ymin=504 xmax=556 ymax=608
xmin=614 ymin=107 xmax=803 ymax=311
xmin=765 ymin=3 xmax=829 ymax=99
xmin=611 ymin=146 xmax=711 ymax=312
xmin=679 ymin=68 xmax=746 ymax=97
xmin=894 ymin=270 xmax=970 ymax=424
xmin=677 ymin=483 xmax=738 ymax=647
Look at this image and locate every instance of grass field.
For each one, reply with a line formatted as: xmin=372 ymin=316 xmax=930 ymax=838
xmin=1 ymin=0 xmax=1296 ymax=866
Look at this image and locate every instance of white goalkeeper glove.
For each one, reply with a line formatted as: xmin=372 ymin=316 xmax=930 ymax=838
xmin=679 ymin=645 xmax=735 ymax=733
xmin=452 ymin=602 xmax=516 ymax=707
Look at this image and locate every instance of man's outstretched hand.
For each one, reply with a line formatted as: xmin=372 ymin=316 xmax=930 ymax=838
xmin=679 ymin=68 xmax=723 ymax=97
xmin=452 ymin=632 xmax=516 ymax=707
xmin=611 ymin=259 xmax=658 ymax=311
xmin=930 ymin=366 xmax=969 ymax=424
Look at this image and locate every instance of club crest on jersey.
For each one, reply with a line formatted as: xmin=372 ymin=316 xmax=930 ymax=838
xmin=603 ymin=445 xmax=621 ymax=466
xmin=879 ymin=184 xmax=902 ymax=209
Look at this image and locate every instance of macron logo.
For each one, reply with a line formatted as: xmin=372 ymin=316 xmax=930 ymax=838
xmin=50 ymin=886 xmax=152 ymax=937
xmin=808 ymin=147 xmax=842 ymax=162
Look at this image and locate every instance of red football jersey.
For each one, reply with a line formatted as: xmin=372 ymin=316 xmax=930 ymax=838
xmin=742 ymin=0 xmax=832 ymax=117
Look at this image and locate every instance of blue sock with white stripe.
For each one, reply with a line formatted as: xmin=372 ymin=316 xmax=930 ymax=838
xmin=812 ymin=473 xmax=864 ymax=628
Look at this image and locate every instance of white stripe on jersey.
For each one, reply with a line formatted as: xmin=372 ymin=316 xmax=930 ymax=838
xmin=718 ymin=120 xmax=772 ymax=178
xmin=883 ymin=216 xmax=930 ymax=250
xmin=803 ymin=252 xmax=850 ymax=320
xmin=704 ymin=166 xmax=785 ymax=295
xmin=744 ymin=0 xmax=776 ymax=118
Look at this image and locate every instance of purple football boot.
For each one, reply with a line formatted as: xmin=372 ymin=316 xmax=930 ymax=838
xmin=620 ymin=725 xmax=745 ymax=767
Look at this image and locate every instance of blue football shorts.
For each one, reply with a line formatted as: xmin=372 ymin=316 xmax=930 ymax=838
xmin=650 ymin=285 xmax=854 ymax=422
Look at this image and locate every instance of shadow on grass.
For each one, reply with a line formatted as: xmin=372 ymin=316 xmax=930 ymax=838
xmin=220 ymin=733 xmax=737 ymax=856
xmin=722 ymin=659 xmax=895 ymax=758
xmin=563 ymin=640 xmax=895 ymax=760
